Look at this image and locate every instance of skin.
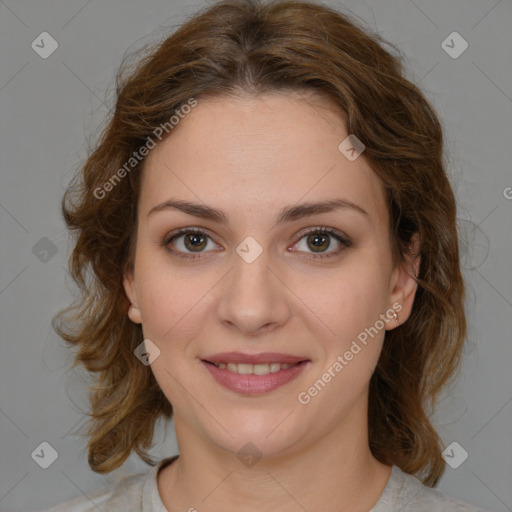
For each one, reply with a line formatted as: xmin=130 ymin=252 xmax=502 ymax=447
xmin=123 ymin=91 xmax=420 ymax=512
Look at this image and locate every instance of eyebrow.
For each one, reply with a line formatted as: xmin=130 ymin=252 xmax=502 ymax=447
xmin=147 ymin=198 xmax=368 ymax=227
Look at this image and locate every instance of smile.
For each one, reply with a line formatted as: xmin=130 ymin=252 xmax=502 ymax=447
xmin=201 ymin=356 xmax=310 ymax=395
xmin=209 ymin=362 xmax=297 ymax=375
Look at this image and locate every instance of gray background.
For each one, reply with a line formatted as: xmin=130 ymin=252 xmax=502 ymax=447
xmin=0 ymin=0 xmax=511 ymax=511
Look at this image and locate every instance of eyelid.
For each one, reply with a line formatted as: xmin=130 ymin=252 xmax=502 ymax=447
xmin=295 ymin=225 xmax=350 ymax=243
xmin=163 ymin=226 xmax=218 ymax=245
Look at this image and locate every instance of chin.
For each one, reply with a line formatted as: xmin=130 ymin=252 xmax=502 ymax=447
xmin=200 ymin=408 xmax=314 ymax=463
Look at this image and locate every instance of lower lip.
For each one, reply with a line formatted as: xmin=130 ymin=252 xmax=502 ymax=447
xmin=202 ymin=360 xmax=310 ymax=395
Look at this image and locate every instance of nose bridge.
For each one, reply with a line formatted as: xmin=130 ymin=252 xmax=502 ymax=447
xmin=217 ymin=236 xmax=289 ymax=333
xmin=233 ymin=238 xmax=271 ymax=291
xmin=231 ymin=237 xmax=275 ymax=304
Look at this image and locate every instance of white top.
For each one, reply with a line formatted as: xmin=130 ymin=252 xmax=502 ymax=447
xmin=37 ymin=455 xmax=491 ymax=512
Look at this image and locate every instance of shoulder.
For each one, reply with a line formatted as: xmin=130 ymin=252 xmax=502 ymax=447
xmin=372 ymin=465 xmax=493 ymax=512
xmin=36 ymin=472 xmax=147 ymax=512
xmin=36 ymin=457 xmax=176 ymax=512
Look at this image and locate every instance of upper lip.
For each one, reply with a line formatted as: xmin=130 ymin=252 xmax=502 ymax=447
xmin=203 ymin=352 xmax=309 ymax=365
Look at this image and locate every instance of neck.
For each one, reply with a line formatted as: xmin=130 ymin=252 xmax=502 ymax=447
xmin=157 ymin=409 xmax=392 ymax=511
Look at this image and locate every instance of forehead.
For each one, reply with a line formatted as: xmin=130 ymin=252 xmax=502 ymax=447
xmin=138 ymin=92 xmax=387 ymax=227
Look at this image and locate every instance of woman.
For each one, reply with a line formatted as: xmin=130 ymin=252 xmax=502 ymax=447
xmin=40 ymin=0 xmax=491 ymax=510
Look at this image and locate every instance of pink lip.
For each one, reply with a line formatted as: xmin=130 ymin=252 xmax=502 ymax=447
xmin=201 ymin=354 xmax=310 ymax=395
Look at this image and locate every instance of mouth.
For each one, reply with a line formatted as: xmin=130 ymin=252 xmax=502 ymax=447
xmin=203 ymin=360 xmax=307 ymax=375
xmin=201 ymin=352 xmax=310 ymax=395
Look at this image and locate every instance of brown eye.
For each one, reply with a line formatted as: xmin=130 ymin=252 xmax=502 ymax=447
xmin=292 ymin=227 xmax=352 ymax=259
xmin=164 ymin=226 xmax=351 ymax=261
xmin=164 ymin=228 xmax=217 ymax=258
xmin=306 ymin=232 xmax=331 ymax=252
xmin=183 ymin=232 xmax=208 ymax=252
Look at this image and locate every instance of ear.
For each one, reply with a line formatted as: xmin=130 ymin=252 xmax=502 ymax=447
xmin=386 ymin=233 xmax=421 ymax=331
xmin=123 ymin=269 xmax=142 ymax=324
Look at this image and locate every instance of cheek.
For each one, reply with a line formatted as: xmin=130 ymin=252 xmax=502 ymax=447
xmin=134 ymin=255 xmax=210 ymax=346
xmin=293 ymin=259 xmax=391 ymax=342
xmin=297 ymin=269 xmax=389 ymax=412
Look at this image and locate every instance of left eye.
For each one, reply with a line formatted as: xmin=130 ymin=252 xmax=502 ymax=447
xmin=292 ymin=228 xmax=350 ymax=257
xmin=163 ymin=227 xmax=351 ymax=259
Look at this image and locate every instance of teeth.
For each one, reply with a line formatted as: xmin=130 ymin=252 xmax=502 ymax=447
xmin=212 ymin=362 xmax=296 ymax=375
xmin=253 ymin=364 xmax=270 ymax=375
xmin=237 ymin=363 xmax=253 ymax=375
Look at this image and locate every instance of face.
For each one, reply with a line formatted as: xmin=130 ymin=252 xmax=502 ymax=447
xmin=123 ymin=91 xmax=418 ymax=461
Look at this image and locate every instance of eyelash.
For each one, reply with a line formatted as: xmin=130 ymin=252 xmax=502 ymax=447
xmin=162 ymin=226 xmax=352 ymax=261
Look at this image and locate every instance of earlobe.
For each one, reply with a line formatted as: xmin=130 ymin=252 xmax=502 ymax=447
xmin=386 ymin=233 xmax=421 ymax=330
xmin=127 ymin=305 xmax=142 ymax=324
xmin=123 ymin=270 xmax=142 ymax=324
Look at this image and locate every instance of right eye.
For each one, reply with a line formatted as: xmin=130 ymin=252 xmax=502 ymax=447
xmin=163 ymin=228 xmax=220 ymax=259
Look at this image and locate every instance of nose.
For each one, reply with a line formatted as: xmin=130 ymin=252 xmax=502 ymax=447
xmin=216 ymin=243 xmax=291 ymax=337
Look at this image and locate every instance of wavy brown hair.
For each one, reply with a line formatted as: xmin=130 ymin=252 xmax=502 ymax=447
xmin=53 ymin=0 xmax=466 ymax=486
